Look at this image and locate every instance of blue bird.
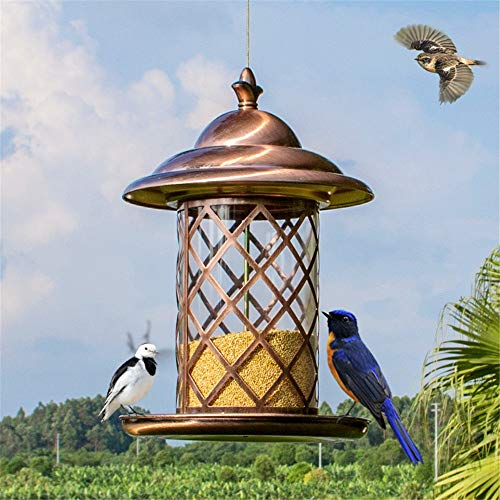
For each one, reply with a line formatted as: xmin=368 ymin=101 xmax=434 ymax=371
xmin=323 ymin=309 xmax=423 ymax=464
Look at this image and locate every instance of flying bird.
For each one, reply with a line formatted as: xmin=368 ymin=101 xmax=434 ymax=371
xmin=395 ymin=24 xmax=486 ymax=103
xmin=323 ymin=310 xmax=423 ymax=464
xmin=99 ymin=343 xmax=158 ymax=422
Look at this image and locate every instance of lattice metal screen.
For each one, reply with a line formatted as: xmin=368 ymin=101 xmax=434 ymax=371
xmin=176 ymin=198 xmax=319 ymax=414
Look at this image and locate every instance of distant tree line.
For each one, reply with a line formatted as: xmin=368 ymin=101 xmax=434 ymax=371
xmin=0 ymin=393 xmax=437 ymax=481
xmin=0 ymin=395 xmax=131 ymax=457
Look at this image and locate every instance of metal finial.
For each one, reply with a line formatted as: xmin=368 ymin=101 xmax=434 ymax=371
xmin=232 ymin=67 xmax=263 ymax=109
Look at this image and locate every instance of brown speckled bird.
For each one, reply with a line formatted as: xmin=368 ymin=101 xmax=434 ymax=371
xmin=395 ymin=24 xmax=486 ymax=103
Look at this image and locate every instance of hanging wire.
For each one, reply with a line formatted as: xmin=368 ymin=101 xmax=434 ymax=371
xmin=246 ymin=0 xmax=250 ymax=67
xmin=243 ymin=0 xmax=251 ymax=321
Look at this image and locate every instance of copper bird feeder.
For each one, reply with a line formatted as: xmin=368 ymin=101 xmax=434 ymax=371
xmin=121 ymin=68 xmax=373 ymax=442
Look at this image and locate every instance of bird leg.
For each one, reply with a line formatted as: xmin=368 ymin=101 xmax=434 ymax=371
xmin=344 ymin=401 xmax=357 ymax=417
xmin=337 ymin=401 xmax=357 ymax=423
xmin=121 ymin=405 xmax=130 ymax=414
xmin=127 ymin=405 xmax=145 ymax=416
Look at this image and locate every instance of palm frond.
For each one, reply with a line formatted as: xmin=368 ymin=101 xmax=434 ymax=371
xmin=415 ymin=247 xmax=500 ymax=498
xmin=435 ymin=455 xmax=500 ymax=500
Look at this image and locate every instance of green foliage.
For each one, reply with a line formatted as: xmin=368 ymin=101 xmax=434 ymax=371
xmin=179 ymin=452 xmax=196 ymax=465
xmin=418 ymin=247 xmax=500 ymax=499
xmin=303 ymin=467 xmax=328 ymax=484
xmin=294 ymin=443 xmax=318 ymax=464
xmin=372 ymin=438 xmax=406 ymax=466
xmin=286 ymin=461 xmax=313 ymax=482
xmin=29 ymin=456 xmax=53 ymax=477
xmin=0 ymin=396 xmax=135 ymax=458
xmin=253 ymin=454 xmax=276 ymax=481
xmin=62 ymin=449 xmax=118 ymax=467
xmin=318 ymin=401 xmax=333 ymax=415
xmin=3 ymin=456 xmax=27 ymax=475
xmin=1 ymin=393 xmax=430 ymax=474
xmin=270 ymin=443 xmax=296 ymax=466
xmin=218 ymin=465 xmax=238 ymax=482
xmin=0 ymin=462 xmax=432 ymax=498
xmin=334 ymin=448 xmax=357 ymax=466
xmin=153 ymin=447 xmax=177 ymax=466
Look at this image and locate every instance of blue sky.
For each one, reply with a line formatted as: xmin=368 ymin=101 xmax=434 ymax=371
xmin=1 ymin=1 xmax=498 ymax=418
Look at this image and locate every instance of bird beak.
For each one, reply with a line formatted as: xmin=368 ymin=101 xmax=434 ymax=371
xmin=414 ymin=57 xmax=418 ymax=61
xmin=322 ymin=311 xmax=331 ymax=319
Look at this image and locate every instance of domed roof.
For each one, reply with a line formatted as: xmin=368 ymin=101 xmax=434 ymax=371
xmin=123 ymin=68 xmax=373 ymax=210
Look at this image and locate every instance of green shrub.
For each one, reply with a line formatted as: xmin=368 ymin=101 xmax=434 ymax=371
xmin=218 ymin=465 xmax=238 ymax=482
xmin=294 ymin=444 xmax=317 ymax=464
xmin=4 ymin=456 xmax=27 ymax=474
xmin=29 ymin=456 xmax=53 ymax=476
xmin=414 ymin=456 xmax=433 ymax=485
xmin=375 ymin=438 xmax=406 ymax=466
xmin=0 ymin=457 xmax=10 ymax=476
xmin=154 ymin=448 xmax=176 ymax=466
xmin=287 ymin=461 xmax=313 ymax=482
xmin=358 ymin=450 xmax=383 ymax=481
xmin=253 ymin=454 xmax=275 ymax=481
xmin=0 ymin=462 xmax=433 ymax=498
xmin=304 ymin=467 xmax=328 ymax=484
xmin=334 ymin=448 xmax=357 ymax=466
xmin=179 ymin=452 xmax=196 ymax=465
xmin=270 ymin=444 xmax=296 ymax=466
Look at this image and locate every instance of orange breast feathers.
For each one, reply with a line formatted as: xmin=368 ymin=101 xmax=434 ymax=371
xmin=327 ymin=331 xmax=359 ymax=403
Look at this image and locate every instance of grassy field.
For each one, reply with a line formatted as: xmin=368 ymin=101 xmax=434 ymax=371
xmin=0 ymin=462 xmax=431 ymax=499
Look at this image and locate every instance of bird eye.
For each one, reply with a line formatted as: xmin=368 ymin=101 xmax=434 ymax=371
xmin=342 ymin=316 xmax=350 ymax=322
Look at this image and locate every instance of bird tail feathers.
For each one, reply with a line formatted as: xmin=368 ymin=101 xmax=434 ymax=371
xmin=98 ymin=404 xmax=110 ymax=422
xmin=382 ymin=398 xmax=423 ymax=465
xmin=98 ymin=398 xmax=118 ymax=422
xmin=463 ymin=58 xmax=486 ymax=66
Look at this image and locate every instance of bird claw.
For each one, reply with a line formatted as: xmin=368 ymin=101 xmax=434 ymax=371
xmin=127 ymin=406 xmax=145 ymax=416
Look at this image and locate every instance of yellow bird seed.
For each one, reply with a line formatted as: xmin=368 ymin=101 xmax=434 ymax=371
xmin=186 ymin=329 xmax=316 ymax=408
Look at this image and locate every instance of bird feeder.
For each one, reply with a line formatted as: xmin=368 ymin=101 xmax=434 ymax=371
xmin=121 ymin=68 xmax=373 ymax=442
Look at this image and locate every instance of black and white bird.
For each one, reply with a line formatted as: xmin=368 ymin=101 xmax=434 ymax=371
xmin=99 ymin=343 xmax=158 ymax=422
xmin=395 ymin=24 xmax=486 ymax=103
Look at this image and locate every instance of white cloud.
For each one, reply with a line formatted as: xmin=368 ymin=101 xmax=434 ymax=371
xmin=128 ymin=69 xmax=175 ymax=111
xmin=1 ymin=2 xmax=234 ymax=327
xmin=9 ymin=201 xmax=78 ymax=246
xmin=1 ymin=267 xmax=55 ymax=326
xmin=177 ymin=54 xmax=235 ymax=130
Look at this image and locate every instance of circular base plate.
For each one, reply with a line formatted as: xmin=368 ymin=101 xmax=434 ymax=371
xmin=120 ymin=413 xmax=369 ymax=443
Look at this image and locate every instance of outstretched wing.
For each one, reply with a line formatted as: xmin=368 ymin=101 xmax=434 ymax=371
xmin=437 ymin=62 xmax=474 ymax=103
xmin=395 ymin=25 xmax=457 ymax=54
xmin=332 ymin=342 xmax=392 ymax=429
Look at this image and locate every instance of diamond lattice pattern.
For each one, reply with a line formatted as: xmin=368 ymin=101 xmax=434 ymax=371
xmin=176 ymin=199 xmax=319 ymax=413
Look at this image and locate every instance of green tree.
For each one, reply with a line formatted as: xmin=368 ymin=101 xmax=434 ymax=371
xmin=303 ymin=467 xmax=328 ymax=484
xmin=0 ymin=396 xmax=134 ymax=457
xmin=270 ymin=443 xmax=296 ymax=466
xmin=287 ymin=461 xmax=313 ymax=482
xmin=29 ymin=456 xmax=53 ymax=476
xmin=294 ymin=444 xmax=317 ymax=464
xmin=253 ymin=454 xmax=276 ymax=481
xmin=4 ymin=455 xmax=28 ymax=474
xmin=218 ymin=465 xmax=238 ymax=482
xmin=319 ymin=401 xmax=333 ymax=415
xmin=418 ymin=247 xmax=500 ymax=499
